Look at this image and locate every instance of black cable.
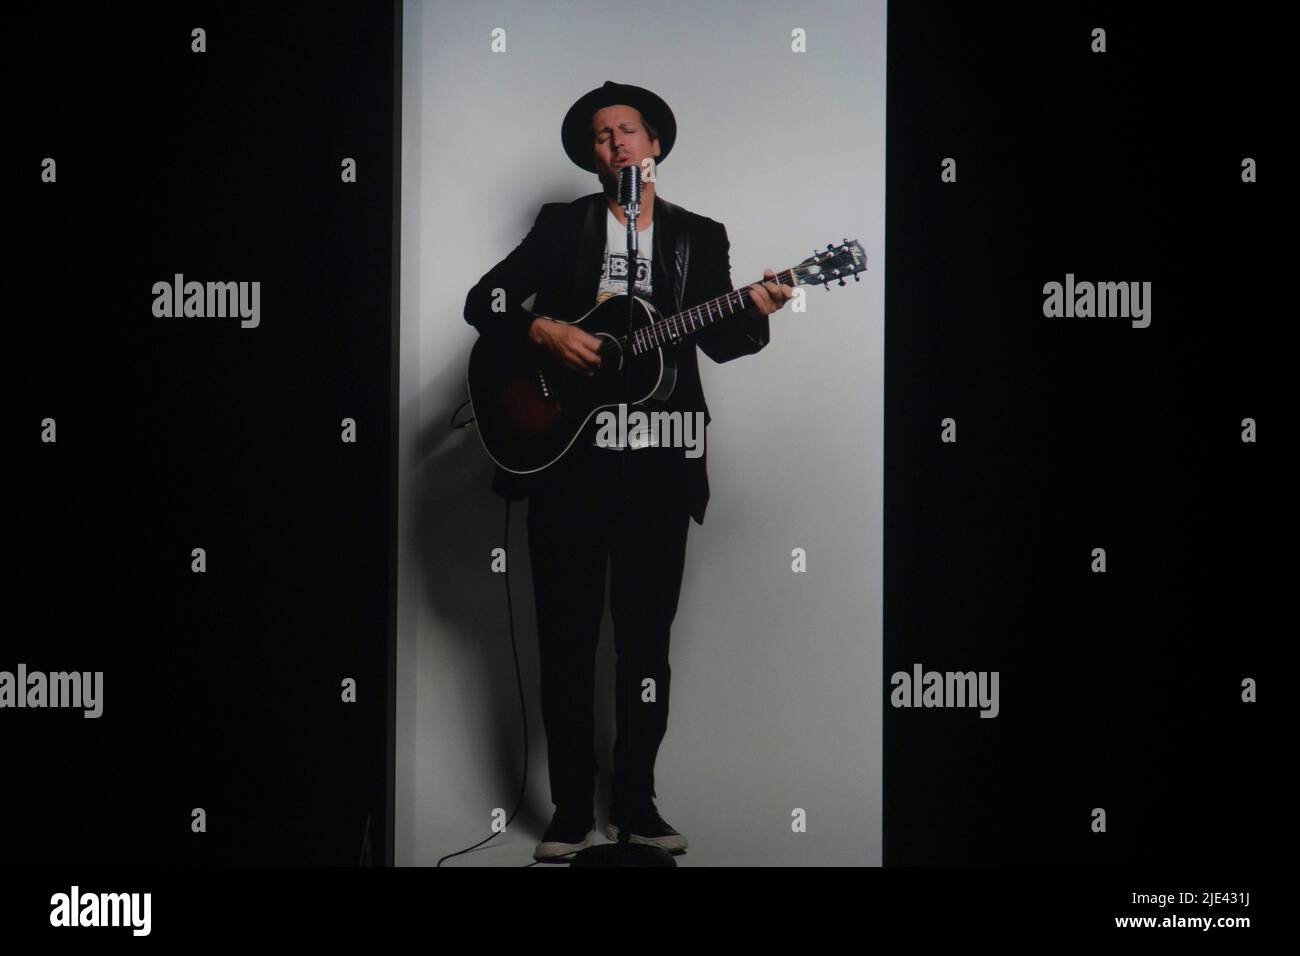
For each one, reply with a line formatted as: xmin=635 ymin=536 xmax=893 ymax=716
xmin=449 ymin=396 xmax=475 ymax=429
xmin=436 ymin=498 xmax=531 ymax=867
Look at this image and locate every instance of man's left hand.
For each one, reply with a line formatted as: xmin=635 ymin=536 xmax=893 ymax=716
xmin=745 ymin=268 xmax=796 ymax=317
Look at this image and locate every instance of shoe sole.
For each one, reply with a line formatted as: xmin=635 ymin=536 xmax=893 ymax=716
xmin=533 ymin=831 xmax=594 ymax=861
xmin=604 ymin=824 xmax=688 ymax=853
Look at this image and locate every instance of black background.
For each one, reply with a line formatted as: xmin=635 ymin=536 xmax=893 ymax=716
xmin=8 ymin=1 xmax=1272 ymax=874
xmin=11 ymin=2 xmax=397 ymax=865
xmin=884 ymin=4 xmax=1273 ymax=865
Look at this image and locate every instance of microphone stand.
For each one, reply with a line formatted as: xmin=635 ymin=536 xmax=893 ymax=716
xmin=571 ymin=168 xmax=675 ymax=867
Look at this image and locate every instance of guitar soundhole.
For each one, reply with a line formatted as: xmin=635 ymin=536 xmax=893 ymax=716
xmin=501 ymin=375 xmax=561 ymax=436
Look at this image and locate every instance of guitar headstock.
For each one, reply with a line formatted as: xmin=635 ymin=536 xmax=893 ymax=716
xmin=790 ymin=240 xmax=867 ymax=288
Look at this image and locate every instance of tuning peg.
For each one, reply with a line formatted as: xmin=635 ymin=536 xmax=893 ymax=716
xmin=838 ymin=278 xmax=846 ymax=286
xmin=843 ymin=238 xmax=849 ymax=245
xmin=826 ymin=244 xmax=834 ymax=250
xmin=853 ymin=274 xmax=860 ymax=282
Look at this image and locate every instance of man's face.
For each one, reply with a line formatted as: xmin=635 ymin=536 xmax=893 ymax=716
xmin=591 ymin=104 xmax=661 ymax=190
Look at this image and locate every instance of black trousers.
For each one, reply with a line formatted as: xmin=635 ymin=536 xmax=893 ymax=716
xmin=525 ymin=447 xmax=692 ymax=816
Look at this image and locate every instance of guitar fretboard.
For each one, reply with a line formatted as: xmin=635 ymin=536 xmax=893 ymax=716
xmin=629 ymin=268 xmax=797 ymax=355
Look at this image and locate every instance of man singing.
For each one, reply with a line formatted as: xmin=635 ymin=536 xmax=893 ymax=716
xmin=464 ymin=81 xmax=794 ymax=861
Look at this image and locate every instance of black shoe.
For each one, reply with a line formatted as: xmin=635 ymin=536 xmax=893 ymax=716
xmin=533 ymin=807 xmax=595 ymax=862
xmin=605 ymin=802 xmax=688 ymax=853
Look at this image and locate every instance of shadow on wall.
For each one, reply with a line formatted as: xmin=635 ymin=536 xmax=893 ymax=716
xmin=409 ymin=342 xmax=621 ymax=853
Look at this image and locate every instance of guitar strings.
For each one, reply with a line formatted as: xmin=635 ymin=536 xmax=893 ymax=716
xmin=597 ymin=247 xmax=857 ymax=358
xmin=605 ymin=267 xmax=800 ymax=356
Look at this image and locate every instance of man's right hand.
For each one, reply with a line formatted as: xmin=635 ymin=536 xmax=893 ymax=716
xmin=529 ymin=317 xmax=603 ymax=374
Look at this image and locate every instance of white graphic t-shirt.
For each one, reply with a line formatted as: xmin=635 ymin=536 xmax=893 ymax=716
xmin=595 ymin=208 xmax=657 ymax=450
xmin=596 ymin=208 xmax=654 ymax=304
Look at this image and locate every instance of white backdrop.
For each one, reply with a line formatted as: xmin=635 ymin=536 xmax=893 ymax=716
xmin=397 ymin=0 xmax=885 ymax=866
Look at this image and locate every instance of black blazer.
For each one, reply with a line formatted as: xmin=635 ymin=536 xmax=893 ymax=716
xmin=464 ymin=191 xmax=769 ymax=524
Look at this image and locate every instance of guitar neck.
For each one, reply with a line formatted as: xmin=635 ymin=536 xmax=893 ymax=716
xmin=629 ymin=268 xmax=797 ymax=356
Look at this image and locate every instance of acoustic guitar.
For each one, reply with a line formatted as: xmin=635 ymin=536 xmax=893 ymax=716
xmin=466 ymin=239 xmax=866 ymax=474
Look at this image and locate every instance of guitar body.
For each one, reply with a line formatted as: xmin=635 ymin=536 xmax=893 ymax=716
xmin=467 ymin=294 xmax=678 ymax=475
xmin=465 ymin=237 xmax=866 ymax=476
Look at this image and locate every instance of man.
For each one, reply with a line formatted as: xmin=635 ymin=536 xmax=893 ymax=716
xmin=464 ymin=81 xmax=794 ymax=862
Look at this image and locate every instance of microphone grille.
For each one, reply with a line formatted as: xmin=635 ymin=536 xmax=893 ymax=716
xmin=618 ymin=164 xmax=642 ymax=207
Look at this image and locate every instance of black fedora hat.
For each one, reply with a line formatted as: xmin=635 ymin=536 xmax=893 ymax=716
xmin=561 ymin=81 xmax=676 ymax=173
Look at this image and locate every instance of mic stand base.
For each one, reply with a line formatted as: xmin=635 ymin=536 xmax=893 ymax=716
xmin=569 ymin=842 xmax=677 ymax=867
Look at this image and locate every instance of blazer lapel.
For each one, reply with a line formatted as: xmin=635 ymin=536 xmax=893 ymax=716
xmin=575 ymin=192 xmax=605 ymax=308
xmin=651 ymin=195 xmax=687 ymax=315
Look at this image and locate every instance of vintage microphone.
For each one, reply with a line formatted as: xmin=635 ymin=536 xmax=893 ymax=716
xmin=571 ymin=162 xmax=676 ymax=867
